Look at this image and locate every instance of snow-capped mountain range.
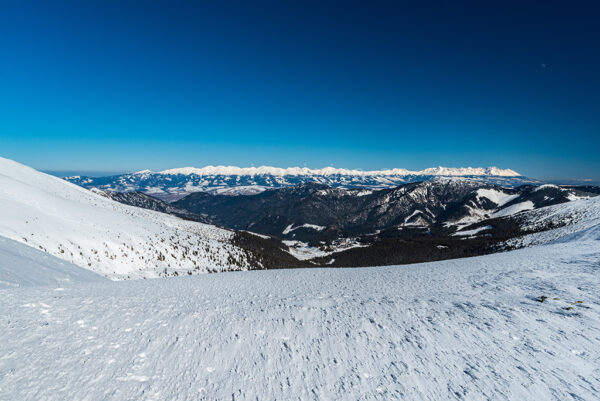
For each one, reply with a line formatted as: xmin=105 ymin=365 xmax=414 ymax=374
xmin=2 ymin=155 xmax=597 ymax=278
xmin=64 ymin=165 xmax=538 ymax=200
xmin=157 ymin=165 xmax=521 ymax=177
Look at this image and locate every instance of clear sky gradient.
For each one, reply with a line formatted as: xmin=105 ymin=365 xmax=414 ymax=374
xmin=1 ymin=0 xmax=599 ymax=180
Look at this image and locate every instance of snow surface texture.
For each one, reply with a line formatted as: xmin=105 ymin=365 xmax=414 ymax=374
xmin=0 ymin=157 xmax=256 ymax=279
xmin=0 ymin=236 xmax=105 ymax=289
xmin=1 ymin=236 xmax=599 ymax=400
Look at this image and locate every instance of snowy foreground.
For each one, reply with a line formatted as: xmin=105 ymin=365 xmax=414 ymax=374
xmin=2 ymin=237 xmax=600 ymax=400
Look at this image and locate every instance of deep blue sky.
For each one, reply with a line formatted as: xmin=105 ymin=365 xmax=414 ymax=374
xmin=1 ymin=0 xmax=599 ymax=180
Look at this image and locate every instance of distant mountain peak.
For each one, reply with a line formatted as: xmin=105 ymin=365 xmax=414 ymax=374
xmin=157 ymin=165 xmax=521 ymax=177
xmin=64 ymin=163 xmax=536 ymax=199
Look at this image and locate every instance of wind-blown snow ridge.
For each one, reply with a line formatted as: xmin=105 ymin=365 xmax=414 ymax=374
xmin=158 ymin=165 xmax=521 ymax=177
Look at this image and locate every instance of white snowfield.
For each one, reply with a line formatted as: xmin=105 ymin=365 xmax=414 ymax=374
xmin=506 ymin=195 xmax=600 ymax=247
xmin=453 ymin=225 xmax=492 ymax=236
xmin=0 ymin=236 xmax=105 ymax=289
xmin=282 ymin=223 xmax=326 ymax=235
xmin=0 ymin=157 xmax=256 ymax=279
xmin=491 ymin=201 xmax=535 ymax=218
xmin=1 ymin=232 xmax=599 ymax=400
xmin=476 ymin=188 xmax=519 ymax=207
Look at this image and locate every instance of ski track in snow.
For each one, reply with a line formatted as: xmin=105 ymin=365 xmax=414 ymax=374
xmin=1 ymin=239 xmax=599 ymax=400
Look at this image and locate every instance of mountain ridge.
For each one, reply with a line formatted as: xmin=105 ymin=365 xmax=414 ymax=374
xmin=64 ymin=165 xmax=536 ymax=200
xmin=172 ymin=180 xmax=597 ymax=243
xmin=153 ymin=165 xmax=521 ymax=177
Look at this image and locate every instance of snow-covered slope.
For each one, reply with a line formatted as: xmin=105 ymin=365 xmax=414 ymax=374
xmin=505 ymin=195 xmax=600 ymax=247
xmin=0 ymin=235 xmax=105 ymax=289
xmin=0 ymin=157 xmax=260 ymax=279
xmin=1 ymin=233 xmax=599 ymax=400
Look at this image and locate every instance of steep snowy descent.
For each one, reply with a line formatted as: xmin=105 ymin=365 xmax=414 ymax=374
xmin=0 ymin=235 xmax=105 ymax=289
xmin=504 ymin=194 xmax=600 ymax=247
xmin=0 ymin=157 xmax=261 ymax=279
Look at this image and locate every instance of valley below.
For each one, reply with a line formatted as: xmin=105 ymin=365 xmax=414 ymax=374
xmin=98 ymin=177 xmax=600 ymax=269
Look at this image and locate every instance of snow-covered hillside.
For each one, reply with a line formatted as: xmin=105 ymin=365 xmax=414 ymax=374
xmin=1 ymin=229 xmax=599 ymax=400
xmin=0 ymin=157 xmax=261 ymax=279
xmin=505 ymin=195 xmax=600 ymax=247
xmin=0 ymin=235 xmax=105 ymax=289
